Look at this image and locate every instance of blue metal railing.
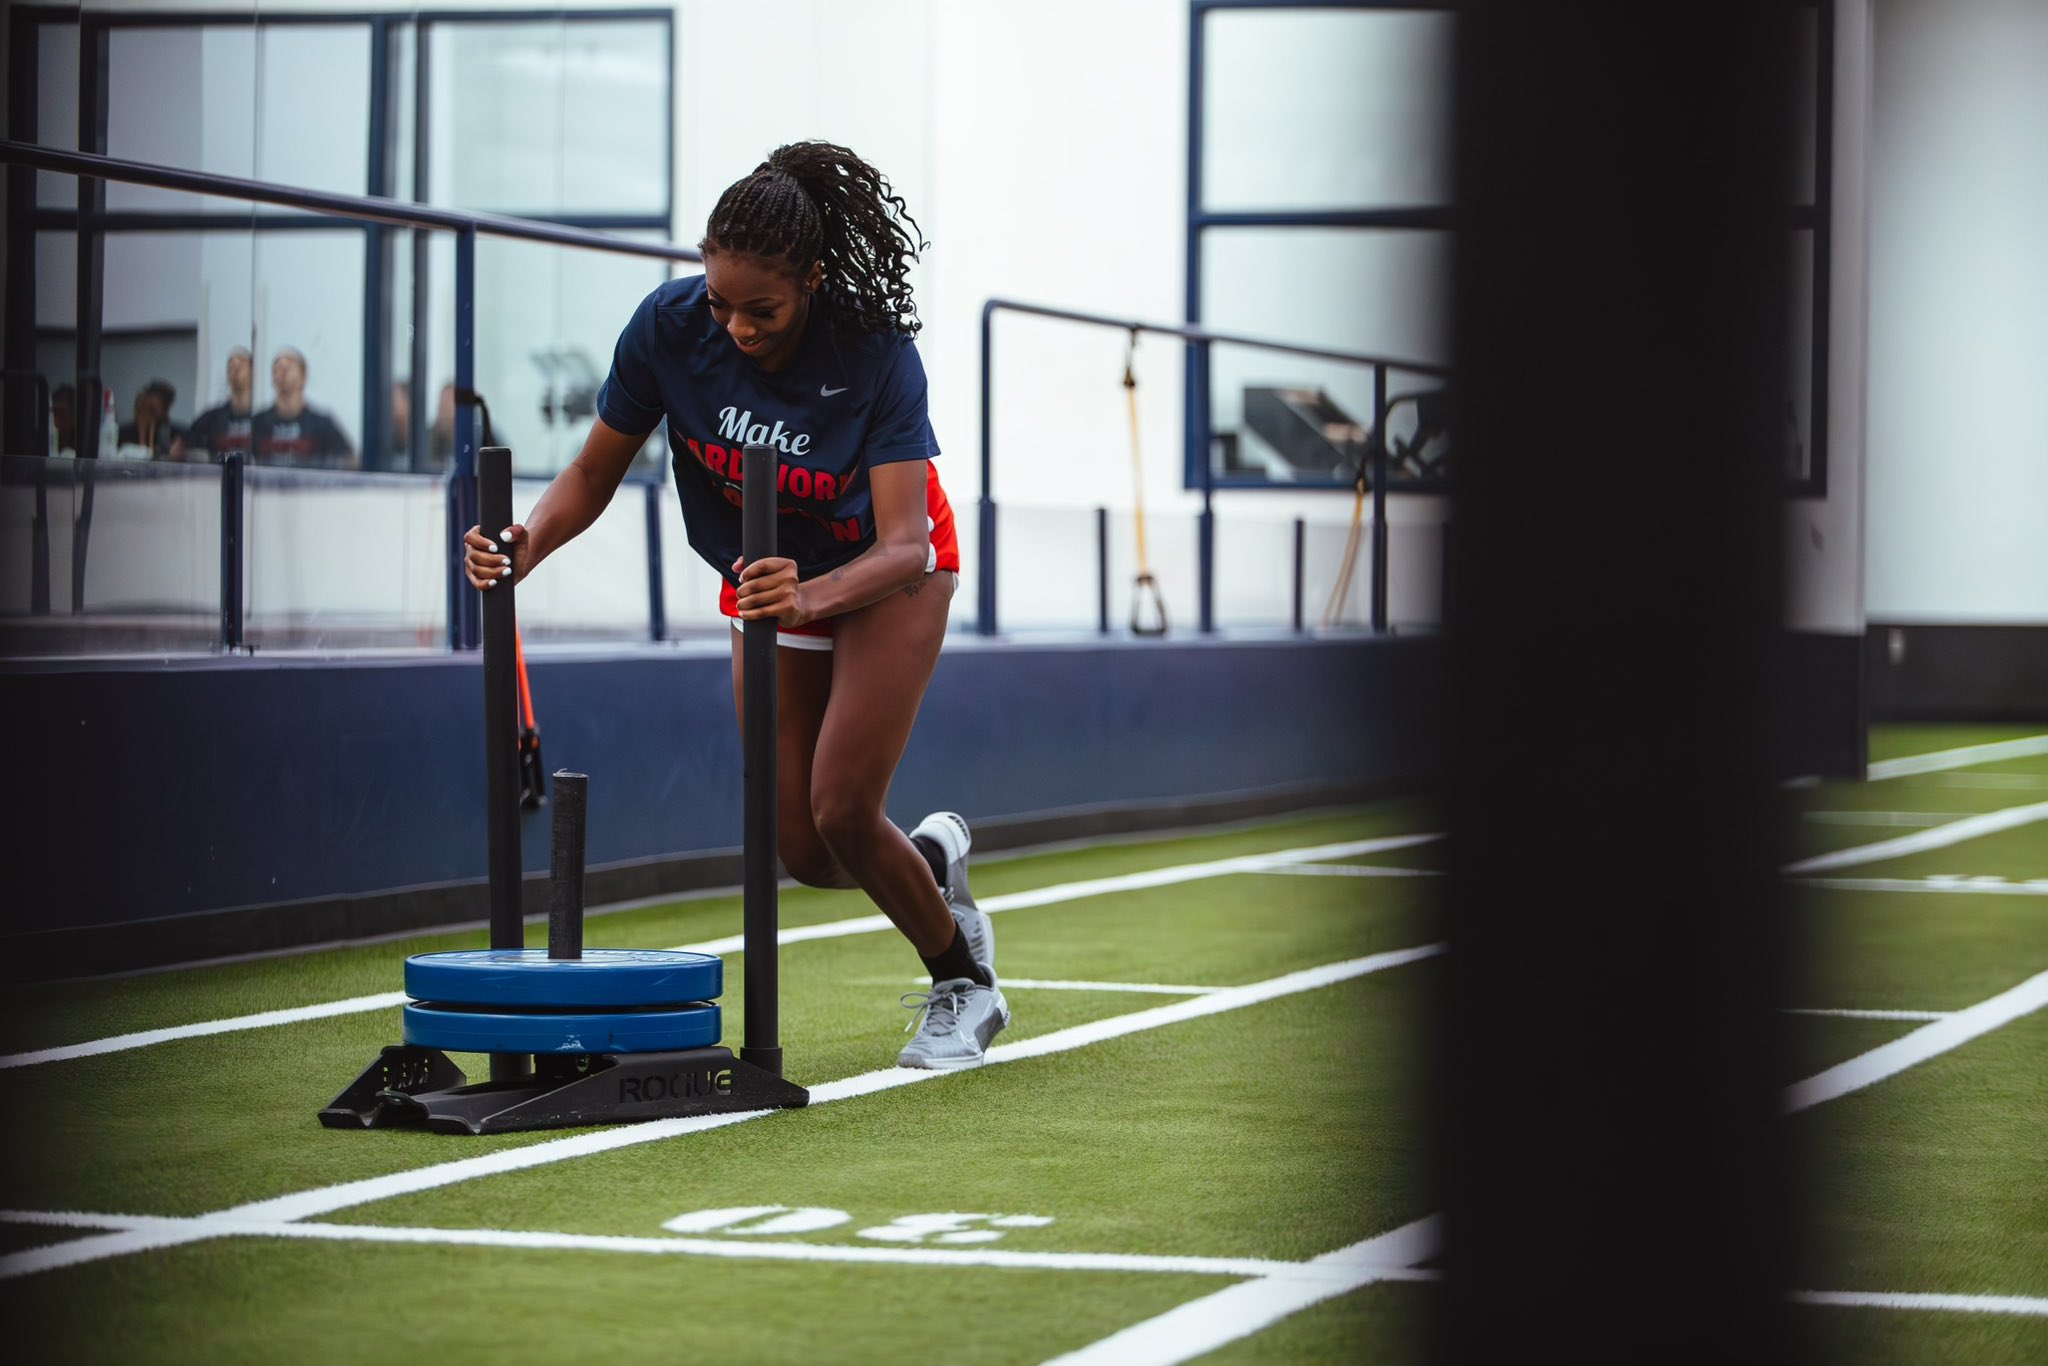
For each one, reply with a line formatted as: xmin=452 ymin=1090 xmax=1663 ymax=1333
xmin=0 ymin=139 xmax=699 ymax=651
xmin=977 ymin=297 xmax=1448 ymax=637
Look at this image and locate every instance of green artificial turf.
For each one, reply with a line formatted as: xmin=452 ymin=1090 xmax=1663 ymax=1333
xmin=2 ymin=732 xmax=2044 ymax=1364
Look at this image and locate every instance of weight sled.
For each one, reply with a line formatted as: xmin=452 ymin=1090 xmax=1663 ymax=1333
xmin=318 ymin=1043 xmax=808 ymax=1136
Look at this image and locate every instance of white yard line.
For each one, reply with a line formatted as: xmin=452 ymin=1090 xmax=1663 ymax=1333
xmin=0 ymin=833 xmax=1440 ymax=1073
xmin=0 ymin=994 xmax=413 ymax=1071
xmin=1864 ymin=734 xmax=2048 ymax=781
xmin=1038 ymin=1216 xmax=1443 ymax=1366
xmin=1050 ymin=957 xmax=2048 ymax=1365
xmin=1798 ymin=877 xmax=2048 ymax=897
xmin=1802 ymin=880 xmax=2048 ymax=901
xmin=1792 ymin=1289 xmax=2048 ymax=1317
xmin=1781 ymin=801 xmax=2048 ymax=875
xmin=0 ymin=1210 xmax=1344 ymax=1282
xmin=1783 ymin=968 xmax=2048 ymax=1112
xmin=1242 ymin=863 xmax=1441 ymax=879
xmin=0 ymin=943 xmax=1444 ymax=1282
xmin=1930 ymin=772 xmax=2048 ymax=790
xmin=1799 ymin=812 xmax=1955 ymax=828
xmin=1784 ymin=1008 xmax=1951 ymax=1022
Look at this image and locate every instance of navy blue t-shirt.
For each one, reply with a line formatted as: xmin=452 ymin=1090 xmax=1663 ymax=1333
xmin=596 ymin=275 xmax=940 ymax=582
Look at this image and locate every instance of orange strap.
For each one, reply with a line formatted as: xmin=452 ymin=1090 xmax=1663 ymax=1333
xmin=514 ymin=626 xmax=537 ymax=732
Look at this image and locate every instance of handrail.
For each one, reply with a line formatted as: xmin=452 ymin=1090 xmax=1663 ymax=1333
xmin=978 ymin=297 xmax=1443 ymax=638
xmin=980 ymin=297 xmax=1448 ymax=375
xmin=0 ymin=140 xmax=702 ymax=264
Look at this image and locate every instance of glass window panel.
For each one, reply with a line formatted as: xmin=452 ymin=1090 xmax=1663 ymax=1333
xmin=1203 ymin=8 xmax=1453 ymax=212
xmin=557 ymin=21 xmax=669 ymax=215
xmin=511 ymin=474 xmax=652 ymax=641
xmin=428 ymin=234 xmax=672 ymax=478
xmin=0 ymin=457 xmax=222 ymax=655
xmin=658 ymin=483 xmax=729 ymax=640
xmin=1202 ymin=228 xmax=1449 ymax=483
xmin=31 ymin=222 xmax=258 ymax=464
xmin=101 ymin=26 xmax=262 ymax=210
xmin=34 ymin=229 xmax=78 ymax=336
xmin=252 ymin=24 xmax=371 ymax=206
xmin=36 ymin=23 xmax=81 ymax=207
xmin=429 ymin=19 xmax=667 ymax=217
xmin=251 ymin=232 xmax=367 ymax=469
xmin=993 ymin=504 xmax=1103 ymax=633
xmin=391 ymin=20 xmax=418 ymax=199
xmin=243 ymin=467 xmax=445 ymax=650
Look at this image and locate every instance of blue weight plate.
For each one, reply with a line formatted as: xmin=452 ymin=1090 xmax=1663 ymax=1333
xmin=404 ymin=949 xmax=722 ymax=1008
xmin=402 ymin=1001 xmax=723 ymax=1055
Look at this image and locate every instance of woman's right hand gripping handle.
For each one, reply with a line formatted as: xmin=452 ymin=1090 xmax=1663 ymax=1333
xmin=464 ymin=524 xmax=527 ymax=591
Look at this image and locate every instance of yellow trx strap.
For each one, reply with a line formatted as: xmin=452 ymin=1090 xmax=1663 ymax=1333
xmin=1323 ymin=468 xmax=1369 ymax=628
xmin=1124 ymin=330 xmax=1167 ymax=637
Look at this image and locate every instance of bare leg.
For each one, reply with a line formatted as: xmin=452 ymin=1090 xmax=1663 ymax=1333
xmin=808 ymin=572 xmax=958 ymax=956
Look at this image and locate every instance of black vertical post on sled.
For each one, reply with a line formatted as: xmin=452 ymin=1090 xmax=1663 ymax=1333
xmin=478 ymin=444 xmax=529 ymax=1083
xmin=740 ymin=441 xmax=783 ymax=1076
xmin=549 ymin=770 xmax=587 ymax=960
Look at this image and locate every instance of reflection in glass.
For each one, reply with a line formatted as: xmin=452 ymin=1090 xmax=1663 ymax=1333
xmin=250 ymin=233 xmax=367 ymax=470
xmin=1202 ymin=229 xmax=1450 ymax=485
xmin=483 ymin=236 xmax=673 ymax=477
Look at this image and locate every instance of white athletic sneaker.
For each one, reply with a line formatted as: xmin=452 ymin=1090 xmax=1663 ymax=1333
xmin=911 ymin=811 xmax=993 ymax=973
xmin=896 ymin=977 xmax=1010 ymax=1071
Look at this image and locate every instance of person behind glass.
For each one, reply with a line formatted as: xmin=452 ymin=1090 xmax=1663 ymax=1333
xmin=463 ymin=142 xmax=1004 ymax=1071
xmin=117 ymin=379 xmax=180 ymax=458
xmin=252 ymin=346 xmax=356 ymax=468
xmin=174 ymin=346 xmax=257 ymax=462
xmin=50 ymin=384 xmax=78 ymax=456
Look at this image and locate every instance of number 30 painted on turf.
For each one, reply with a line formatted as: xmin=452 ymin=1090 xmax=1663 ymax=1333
xmin=662 ymin=1206 xmax=1055 ymax=1243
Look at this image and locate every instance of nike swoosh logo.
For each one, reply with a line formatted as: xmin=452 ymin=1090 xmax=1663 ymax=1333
xmin=820 ymin=385 xmax=848 ymax=397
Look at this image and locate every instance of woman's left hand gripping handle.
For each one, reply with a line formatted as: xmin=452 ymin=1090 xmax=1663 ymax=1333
xmin=466 ymin=524 xmax=527 ymax=591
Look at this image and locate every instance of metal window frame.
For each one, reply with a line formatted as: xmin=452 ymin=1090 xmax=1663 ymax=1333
xmin=1184 ymin=0 xmax=1833 ymax=498
xmin=8 ymin=5 xmax=676 ymax=476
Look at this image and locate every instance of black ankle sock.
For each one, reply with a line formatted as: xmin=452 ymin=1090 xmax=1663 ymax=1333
xmin=921 ymin=925 xmax=990 ymax=989
xmin=910 ymin=833 xmax=948 ymax=891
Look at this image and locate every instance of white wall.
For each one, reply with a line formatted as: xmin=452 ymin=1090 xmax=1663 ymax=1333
xmin=1865 ymin=0 xmax=2048 ymax=623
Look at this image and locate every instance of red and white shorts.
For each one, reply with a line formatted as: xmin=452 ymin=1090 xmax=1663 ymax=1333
xmin=720 ymin=462 xmax=961 ymax=651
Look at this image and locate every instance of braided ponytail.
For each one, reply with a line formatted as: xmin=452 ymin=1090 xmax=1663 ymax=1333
xmin=701 ymin=141 xmax=928 ymax=337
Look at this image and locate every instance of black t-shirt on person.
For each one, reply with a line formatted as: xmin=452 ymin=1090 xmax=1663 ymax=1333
xmin=181 ymin=403 xmax=254 ymax=460
xmin=252 ymin=405 xmax=354 ymax=466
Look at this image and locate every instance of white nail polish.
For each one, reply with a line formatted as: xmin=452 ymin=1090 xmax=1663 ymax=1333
xmin=484 ymin=541 xmax=497 ymax=553
xmin=498 ymin=567 xmax=509 ymax=578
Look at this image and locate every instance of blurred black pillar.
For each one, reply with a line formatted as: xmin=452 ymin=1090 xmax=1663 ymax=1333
xmin=1435 ymin=5 xmax=1798 ymax=1364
